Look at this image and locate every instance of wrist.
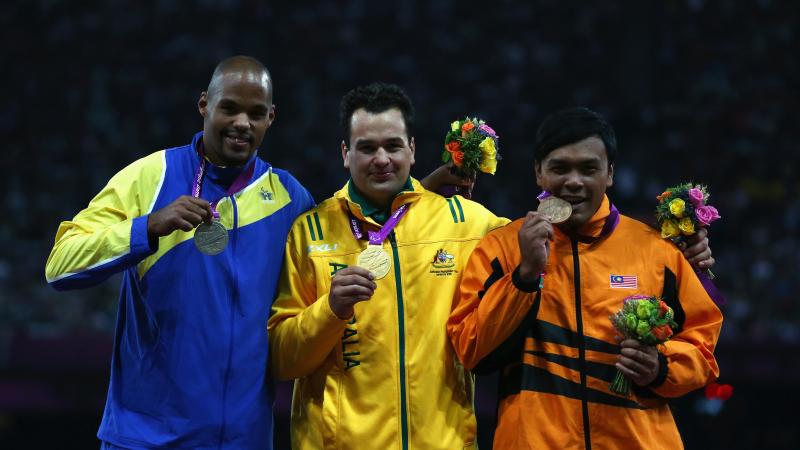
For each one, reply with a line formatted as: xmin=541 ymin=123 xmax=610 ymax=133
xmin=328 ymin=299 xmax=353 ymax=321
xmin=648 ymin=352 xmax=669 ymax=388
xmin=512 ymin=265 xmax=543 ymax=293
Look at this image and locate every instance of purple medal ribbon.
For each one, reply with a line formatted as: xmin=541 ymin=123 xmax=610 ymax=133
xmin=192 ymin=144 xmax=255 ymax=216
xmin=348 ymin=203 xmax=410 ymax=244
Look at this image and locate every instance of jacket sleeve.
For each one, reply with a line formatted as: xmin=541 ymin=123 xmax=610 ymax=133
xmin=268 ymin=233 xmax=347 ymax=380
xmin=447 ymin=229 xmax=539 ymax=371
xmin=650 ymin=247 xmax=723 ymax=398
xmin=45 ymin=153 xmax=163 ymax=290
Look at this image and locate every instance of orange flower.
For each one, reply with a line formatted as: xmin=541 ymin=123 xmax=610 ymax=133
xmin=652 ymin=324 xmax=673 ymax=341
xmin=461 ymin=121 xmax=475 ymax=137
xmin=446 ymin=141 xmax=461 ymax=154
xmin=658 ymin=300 xmax=669 ymax=315
xmin=452 ymin=150 xmax=464 ymax=166
xmin=656 ymin=191 xmax=671 ymax=202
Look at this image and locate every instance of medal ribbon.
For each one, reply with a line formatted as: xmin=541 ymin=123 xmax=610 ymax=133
xmin=347 ymin=203 xmax=410 ymax=244
xmin=193 ymin=143 xmax=255 ymax=218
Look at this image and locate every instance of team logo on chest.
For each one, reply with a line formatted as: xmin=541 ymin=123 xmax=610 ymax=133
xmin=260 ymin=187 xmax=274 ymax=202
xmin=430 ymin=248 xmax=457 ymax=277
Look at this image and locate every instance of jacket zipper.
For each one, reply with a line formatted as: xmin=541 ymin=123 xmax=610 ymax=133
xmin=388 ymin=232 xmax=409 ymax=450
xmin=571 ymin=238 xmax=591 ymax=450
xmin=218 ymin=196 xmax=239 ymax=448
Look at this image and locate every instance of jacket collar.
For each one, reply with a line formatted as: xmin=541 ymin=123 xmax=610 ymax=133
xmin=557 ymin=194 xmax=620 ymax=244
xmin=335 ymin=177 xmax=423 ymax=225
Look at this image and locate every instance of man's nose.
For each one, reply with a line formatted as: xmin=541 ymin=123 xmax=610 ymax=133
xmin=233 ymin=112 xmax=250 ymax=130
xmin=563 ymin=171 xmax=583 ymax=189
xmin=373 ymin=148 xmax=390 ymax=165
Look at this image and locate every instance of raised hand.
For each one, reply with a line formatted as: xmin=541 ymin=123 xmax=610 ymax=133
xmin=328 ymin=266 xmax=377 ymax=320
xmin=420 ymin=162 xmax=476 ymax=198
xmin=147 ymin=195 xmax=214 ymax=244
xmin=681 ymin=227 xmax=715 ymax=270
xmin=517 ymin=211 xmax=554 ymax=283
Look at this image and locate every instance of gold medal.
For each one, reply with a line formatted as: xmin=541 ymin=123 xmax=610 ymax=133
xmin=537 ymin=196 xmax=572 ymax=224
xmin=357 ymin=245 xmax=391 ymax=279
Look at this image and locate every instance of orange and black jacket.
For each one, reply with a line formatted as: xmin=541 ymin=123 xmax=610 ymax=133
xmin=447 ymin=196 xmax=723 ymax=450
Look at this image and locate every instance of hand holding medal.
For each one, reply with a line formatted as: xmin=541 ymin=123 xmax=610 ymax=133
xmin=328 ymin=266 xmax=377 ymax=320
xmin=189 ymin=144 xmax=255 ymax=256
xmin=516 ymin=191 xmax=569 ymax=285
xmin=146 ymin=195 xmax=215 ymax=249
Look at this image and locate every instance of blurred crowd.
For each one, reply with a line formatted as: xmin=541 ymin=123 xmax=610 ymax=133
xmin=2 ymin=0 xmax=798 ymax=366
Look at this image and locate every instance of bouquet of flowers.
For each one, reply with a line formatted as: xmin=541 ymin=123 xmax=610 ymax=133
xmin=609 ymin=295 xmax=678 ymax=396
xmin=439 ymin=117 xmax=500 ymax=197
xmin=655 ymin=182 xmax=720 ymax=240
xmin=655 ymin=182 xmax=721 ymax=279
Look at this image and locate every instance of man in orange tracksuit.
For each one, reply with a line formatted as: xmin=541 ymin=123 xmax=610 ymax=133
xmin=447 ymin=107 xmax=723 ymax=449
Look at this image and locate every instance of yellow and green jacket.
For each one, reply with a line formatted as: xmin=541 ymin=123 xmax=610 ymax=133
xmin=268 ymin=178 xmax=508 ymax=450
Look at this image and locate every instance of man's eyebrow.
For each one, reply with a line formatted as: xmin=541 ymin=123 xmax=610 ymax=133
xmin=547 ymin=156 xmax=602 ymax=165
xmin=354 ymin=138 xmax=376 ymax=147
xmin=354 ymin=137 xmax=405 ymax=147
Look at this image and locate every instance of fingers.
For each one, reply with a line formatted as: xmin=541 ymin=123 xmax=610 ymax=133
xmin=182 ymin=196 xmax=214 ymax=223
xmin=521 ymin=212 xmax=554 ymax=241
xmin=337 ymin=266 xmax=376 ymax=281
xmin=687 ymin=227 xmax=708 ymax=243
xmin=331 ymin=267 xmax=377 ymax=301
xmin=683 ymin=236 xmax=713 ymax=268
xmin=329 ymin=267 xmax=378 ymax=319
xmin=617 ymin=340 xmax=659 ymax=385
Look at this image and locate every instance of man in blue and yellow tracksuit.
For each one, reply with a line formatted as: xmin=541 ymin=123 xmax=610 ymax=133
xmin=45 ymin=56 xmax=314 ymax=449
xmin=268 ymin=83 xmax=509 ymax=449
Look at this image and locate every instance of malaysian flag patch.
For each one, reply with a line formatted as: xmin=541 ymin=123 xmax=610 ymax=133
xmin=610 ymin=274 xmax=638 ymax=289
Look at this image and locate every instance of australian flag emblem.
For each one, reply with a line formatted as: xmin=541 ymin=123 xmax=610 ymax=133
xmin=610 ymin=274 xmax=638 ymax=289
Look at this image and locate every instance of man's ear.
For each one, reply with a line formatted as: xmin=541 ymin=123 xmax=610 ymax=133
xmin=607 ymin=163 xmax=614 ymax=188
xmin=198 ymin=91 xmax=209 ymax=117
xmin=409 ymin=137 xmax=416 ymax=166
xmin=266 ymin=104 xmax=276 ymax=129
xmin=534 ymin=161 xmax=543 ymax=188
xmin=341 ymin=140 xmax=349 ymax=169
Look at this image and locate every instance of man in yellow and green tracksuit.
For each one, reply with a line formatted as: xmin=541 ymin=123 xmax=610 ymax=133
xmin=447 ymin=107 xmax=723 ymax=449
xmin=268 ymin=83 xmax=508 ymax=449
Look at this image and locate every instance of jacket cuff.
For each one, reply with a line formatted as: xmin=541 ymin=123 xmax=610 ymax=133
xmin=512 ymin=265 xmax=542 ymax=293
xmin=131 ymin=215 xmax=158 ymax=255
xmin=648 ymin=351 xmax=669 ymax=388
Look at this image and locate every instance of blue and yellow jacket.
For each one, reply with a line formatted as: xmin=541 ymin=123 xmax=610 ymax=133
xmin=45 ymin=132 xmax=314 ymax=449
xmin=268 ymin=179 xmax=508 ymax=450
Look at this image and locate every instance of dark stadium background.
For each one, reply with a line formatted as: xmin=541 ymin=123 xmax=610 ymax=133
xmin=2 ymin=1 xmax=797 ymax=448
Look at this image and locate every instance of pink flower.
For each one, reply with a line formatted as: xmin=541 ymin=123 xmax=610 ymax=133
xmin=478 ymin=124 xmax=498 ymax=138
xmin=695 ymin=205 xmax=721 ymax=226
xmin=688 ymin=187 xmax=705 ymax=206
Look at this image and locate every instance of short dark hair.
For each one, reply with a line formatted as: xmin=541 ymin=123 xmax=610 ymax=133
xmin=533 ymin=107 xmax=617 ymax=165
xmin=339 ymin=82 xmax=415 ymax=143
xmin=207 ymin=55 xmax=273 ymax=103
